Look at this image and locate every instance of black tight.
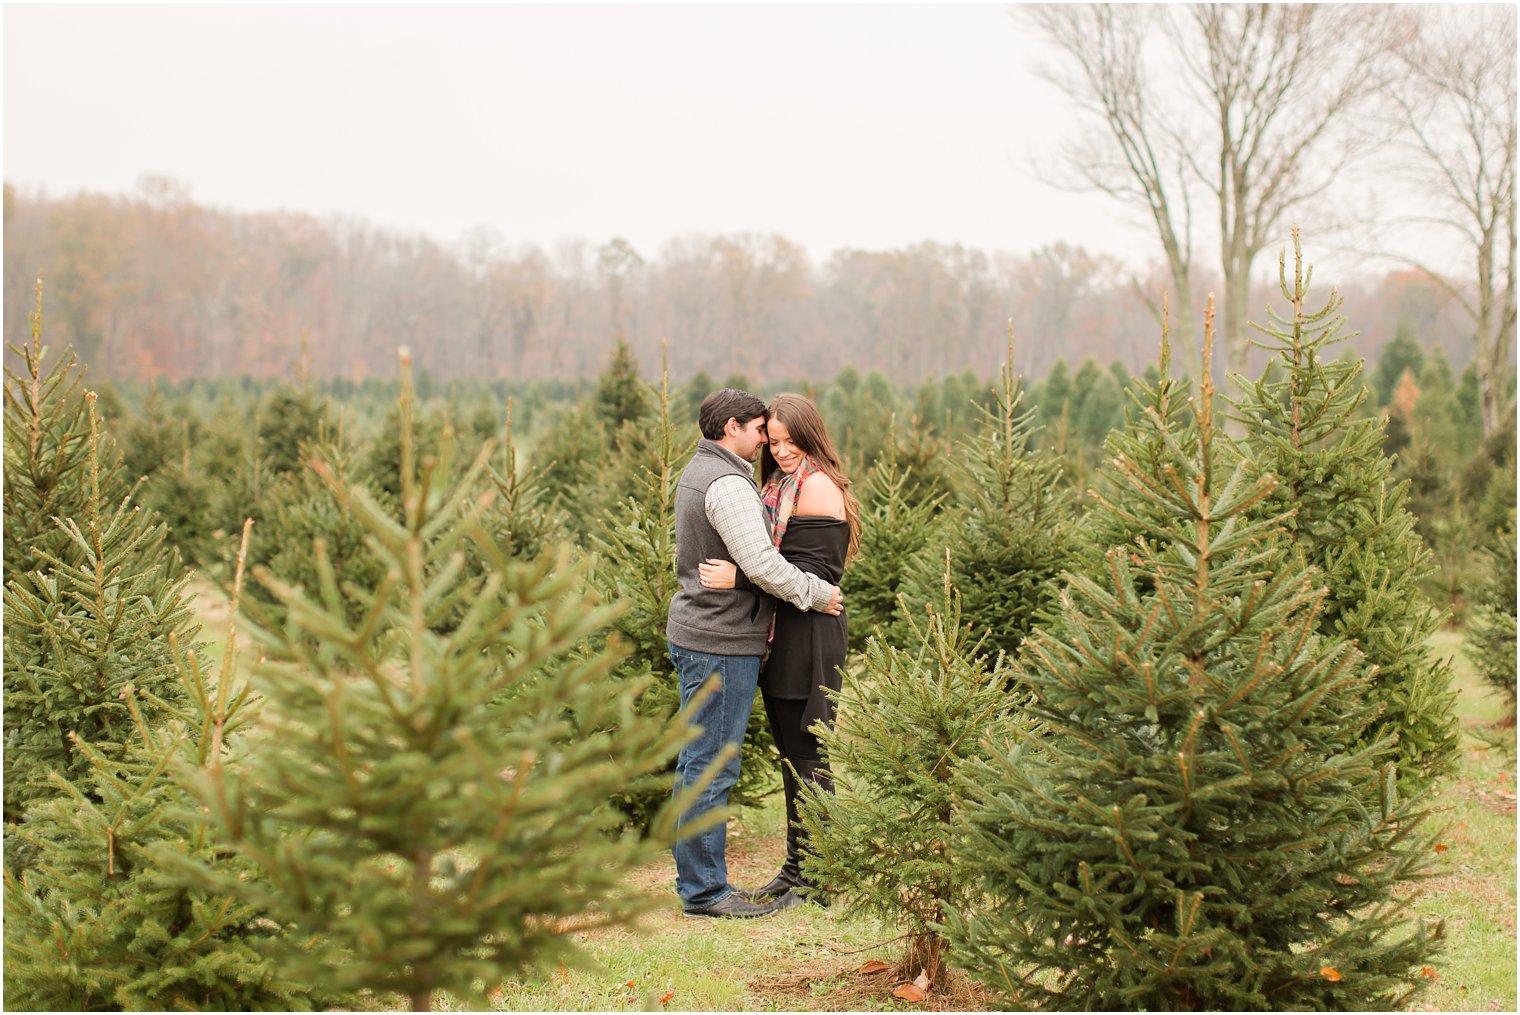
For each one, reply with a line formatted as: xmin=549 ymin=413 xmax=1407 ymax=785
xmin=761 ymin=693 xmax=826 ymax=767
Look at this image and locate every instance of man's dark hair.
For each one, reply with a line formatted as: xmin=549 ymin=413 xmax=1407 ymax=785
xmin=698 ymin=388 xmax=767 ymax=440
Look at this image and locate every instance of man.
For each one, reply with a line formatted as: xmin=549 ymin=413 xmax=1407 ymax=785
xmin=666 ymin=388 xmax=844 ymax=919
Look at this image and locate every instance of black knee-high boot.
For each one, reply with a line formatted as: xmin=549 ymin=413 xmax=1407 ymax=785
xmin=769 ymin=758 xmax=833 ymax=909
xmin=757 ymin=760 xmax=803 ymax=897
xmin=789 ymin=757 xmax=832 ymax=905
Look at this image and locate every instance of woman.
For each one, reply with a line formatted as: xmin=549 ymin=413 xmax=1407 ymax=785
xmin=698 ymin=392 xmax=861 ymax=909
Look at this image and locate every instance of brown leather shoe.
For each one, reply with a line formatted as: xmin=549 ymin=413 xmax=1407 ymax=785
xmin=682 ymin=891 xmax=778 ymax=919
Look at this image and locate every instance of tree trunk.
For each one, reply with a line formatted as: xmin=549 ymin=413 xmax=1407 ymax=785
xmin=900 ymin=931 xmax=948 ymax=990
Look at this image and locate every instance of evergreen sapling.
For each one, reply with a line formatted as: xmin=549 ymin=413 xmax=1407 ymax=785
xmin=895 ymin=330 xmax=1076 ymax=661
xmin=804 ymin=553 xmax=1023 ymax=989
xmin=950 ymin=306 xmax=1443 ymax=1011
xmin=4 ymin=389 xmax=193 ymax=829
xmin=4 ymin=523 xmax=333 ymax=1011
xmin=179 ymin=352 xmax=711 ymax=1011
xmin=848 ymin=416 xmax=946 ymax=639
xmin=1232 ymin=233 xmax=1459 ymax=790
xmin=1466 ymin=517 xmax=1517 ymax=713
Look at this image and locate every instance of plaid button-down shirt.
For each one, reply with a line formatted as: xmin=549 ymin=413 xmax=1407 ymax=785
xmin=705 ymin=472 xmax=837 ymax=612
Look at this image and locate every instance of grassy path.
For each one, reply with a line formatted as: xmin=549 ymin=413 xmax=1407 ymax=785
xmin=1404 ymin=630 xmax=1516 ymax=1012
xmin=186 ymin=581 xmax=1515 ymax=1011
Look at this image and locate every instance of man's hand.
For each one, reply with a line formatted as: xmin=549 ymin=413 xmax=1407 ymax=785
xmin=698 ymin=558 xmax=739 ymax=589
xmin=823 ymin=586 xmax=843 ymax=616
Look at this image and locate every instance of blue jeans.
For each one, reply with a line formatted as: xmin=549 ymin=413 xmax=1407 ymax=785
xmin=668 ymin=643 xmax=761 ymax=909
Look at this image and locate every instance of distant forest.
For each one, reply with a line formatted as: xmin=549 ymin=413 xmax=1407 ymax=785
xmin=2 ymin=180 xmax=1478 ymax=386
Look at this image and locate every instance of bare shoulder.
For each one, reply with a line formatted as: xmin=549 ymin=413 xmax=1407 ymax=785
xmin=797 ymin=470 xmax=846 ymax=519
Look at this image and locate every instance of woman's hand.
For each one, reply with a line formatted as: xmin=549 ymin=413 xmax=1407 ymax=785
xmin=698 ymin=558 xmax=738 ymax=590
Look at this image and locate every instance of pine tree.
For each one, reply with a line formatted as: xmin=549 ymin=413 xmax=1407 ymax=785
xmin=362 ymin=399 xmax=447 ymax=502
xmin=533 ymin=400 xmax=613 ymax=541
xmin=1467 ymin=516 xmax=1517 ymax=711
xmin=256 ymin=382 xmax=327 ymax=477
xmin=482 ymin=396 xmax=564 ymax=563
xmin=178 ymin=352 xmax=705 ymax=1011
xmin=3 ymin=278 xmax=130 ymax=582
xmin=1372 ymin=325 xmax=1427 ymax=407
xmin=199 ymin=393 xmax=268 ymax=566
xmin=1070 ymin=294 xmax=1194 ymax=585
xmin=3 ymin=524 xmax=333 ymax=1011
xmin=889 ymin=411 xmax=956 ymax=510
xmin=243 ymin=426 xmax=387 ymax=632
xmin=1071 ymin=357 xmax=1125 ymax=452
xmin=4 ymin=388 xmax=193 ymax=828
xmin=804 ymin=556 xmax=1022 ymax=989
xmin=849 ymin=417 xmax=946 ymax=639
xmin=592 ymin=333 xmax=654 ymax=440
xmin=896 ymin=332 xmax=1076 ymax=661
xmin=140 ymin=412 xmax=218 ymax=567
xmin=949 ymin=307 xmax=1443 ymax=1011
xmin=1232 ymin=233 xmax=1459 ymax=790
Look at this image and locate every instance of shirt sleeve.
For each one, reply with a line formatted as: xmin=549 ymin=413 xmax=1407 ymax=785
xmin=705 ymin=475 xmax=837 ymax=612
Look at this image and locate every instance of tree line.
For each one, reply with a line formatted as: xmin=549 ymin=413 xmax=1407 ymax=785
xmin=1 ymin=181 xmax=1480 ymax=391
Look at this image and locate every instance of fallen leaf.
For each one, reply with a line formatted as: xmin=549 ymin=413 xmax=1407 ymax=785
xmin=622 ymin=979 xmax=636 ymax=989
xmin=893 ymin=982 xmax=928 ymax=1002
xmin=1420 ymin=967 xmax=1439 ymax=980
xmin=913 ymin=970 xmax=931 ymax=991
xmin=1434 ymin=843 xmax=1449 ymax=853
xmin=1320 ymin=966 xmax=1343 ymax=982
xmin=859 ymin=960 xmax=892 ymax=974
xmin=659 ymin=990 xmax=675 ymax=1005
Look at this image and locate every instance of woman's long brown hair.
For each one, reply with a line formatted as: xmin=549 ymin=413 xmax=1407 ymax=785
xmin=760 ymin=392 xmax=862 ymax=564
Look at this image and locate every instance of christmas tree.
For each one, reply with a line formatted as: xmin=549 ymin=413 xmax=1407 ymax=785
xmin=242 ymin=424 xmax=387 ymax=632
xmin=1231 ymin=233 xmax=1458 ymax=790
xmin=949 ymin=307 xmax=1442 ymax=1011
xmin=481 ymin=395 xmax=564 ymax=564
xmin=1074 ymin=293 xmax=1195 ymax=579
xmin=894 ymin=331 xmax=1075 ymax=662
xmin=256 ymin=382 xmax=328 ymax=478
xmin=592 ymin=333 xmax=655 ymax=439
xmin=4 ymin=384 xmax=193 ymax=828
xmin=179 ymin=352 xmax=707 ymax=1011
xmin=3 ymin=278 xmax=130 ymax=583
xmin=848 ymin=416 xmax=946 ymax=639
xmin=1467 ymin=516 xmax=1517 ymax=711
xmin=803 ymin=555 xmax=1022 ymax=989
xmin=4 ymin=524 xmax=331 ymax=1011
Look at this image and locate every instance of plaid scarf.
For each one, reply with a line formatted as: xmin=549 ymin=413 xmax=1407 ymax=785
xmin=760 ymin=456 xmax=820 ymax=548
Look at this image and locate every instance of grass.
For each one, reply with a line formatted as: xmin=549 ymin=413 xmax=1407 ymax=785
xmin=1403 ymin=629 xmax=1517 ymax=1013
xmin=184 ymin=582 xmax=1515 ymax=1011
xmin=475 ymin=800 xmax=933 ymax=1013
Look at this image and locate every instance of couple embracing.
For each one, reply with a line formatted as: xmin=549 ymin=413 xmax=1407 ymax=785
xmin=665 ymin=388 xmax=860 ymax=919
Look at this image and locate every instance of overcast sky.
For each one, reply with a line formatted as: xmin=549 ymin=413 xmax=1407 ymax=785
xmin=1 ymin=3 xmax=1451 ymax=277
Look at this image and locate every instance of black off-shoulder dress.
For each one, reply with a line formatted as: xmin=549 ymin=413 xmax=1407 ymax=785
xmin=760 ymin=516 xmax=849 ymax=729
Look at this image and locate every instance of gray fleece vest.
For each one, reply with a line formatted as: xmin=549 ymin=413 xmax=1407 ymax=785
xmin=666 ymin=439 xmax=775 ymax=655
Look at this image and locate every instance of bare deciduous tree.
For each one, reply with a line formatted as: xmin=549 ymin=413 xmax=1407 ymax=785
xmin=1387 ymin=6 xmax=1517 ymax=436
xmin=1026 ymin=4 xmax=1201 ymax=372
xmin=1025 ymin=3 xmax=1410 ymax=377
